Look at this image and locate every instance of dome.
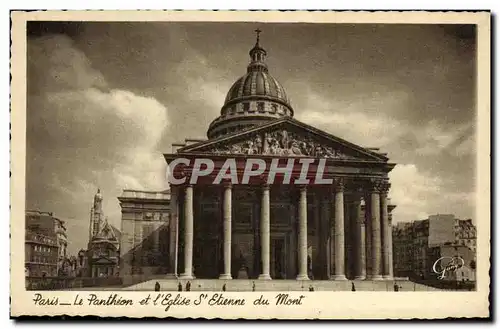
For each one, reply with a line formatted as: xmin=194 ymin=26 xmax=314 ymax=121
xmin=207 ymin=30 xmax=294 ymax=139
xmin=223 ymin=70 xmax=291 ymax=109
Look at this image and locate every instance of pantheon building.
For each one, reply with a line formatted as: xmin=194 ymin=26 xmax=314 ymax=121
xmin=119 ymin=33 xmax=396 ymax=284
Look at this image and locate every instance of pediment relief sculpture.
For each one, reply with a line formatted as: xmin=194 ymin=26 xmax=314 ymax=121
xmin=205 ymin=129 xmax=357 ymax=160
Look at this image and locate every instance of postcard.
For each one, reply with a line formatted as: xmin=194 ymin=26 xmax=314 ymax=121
xmin=10 ymin=10 xmax=490 ymax=319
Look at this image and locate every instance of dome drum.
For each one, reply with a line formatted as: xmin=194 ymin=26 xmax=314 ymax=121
xmin=222 ymin=99 xmax=292 ymax=117
xmin=208 ymin=99 xmax=293 ymax=139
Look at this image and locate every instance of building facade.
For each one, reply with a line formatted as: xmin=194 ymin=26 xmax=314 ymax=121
xmin=118 ymin=190 xmax=170 ymax=279
xmin=429 ymin=245 xmax=476 ymax=282
xmin=25 ymin=232 xmax=59 ymax=277
xmin=83 ymin=189 xmax=121 ymax=277
xmin=120 ymin=34 xmax=397 ymax=282
xmin=456 ymin=219 xmax=476 ymax=253
xmin=25 ymin=211 xmax=61 ymax=277
xmin=392 ymin=214 xmax=477 ymax=280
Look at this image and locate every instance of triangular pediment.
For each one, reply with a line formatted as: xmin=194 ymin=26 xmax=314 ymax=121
xmin=178 ymin=118 xmax=388 ymax=162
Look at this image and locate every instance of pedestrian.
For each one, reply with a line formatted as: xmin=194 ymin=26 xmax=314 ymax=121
xmin=178 ymin=282 xmax=182 ymax=292
xmin=252 ymin=281 xmax=256 ymax=292
xmin=154 ymin=281 xmax=160 ymax=292
xmin=393 ymin=283 xmax=399 ymax=292
xmin=309 ymin=285 xmax=314 ymax=292
xmin=351 ymin=282 xmax=356 ymax=291
xmin=222 ymin=283 xmax=226 ymax=292
xmin=186 ymin=281 xmax=191 ymax=291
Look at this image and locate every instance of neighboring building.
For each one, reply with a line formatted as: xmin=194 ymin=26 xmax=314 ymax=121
xmin=428 ymin=214 xmax=456 ymax=247
xmin=82 ymin=189 xmax=121 ymax=277
xmin=118 ymin=190 xmax=170 ymax=279
xmin=392 ymin=222 xmax=414 ymax=278
xmin=412 ymin=220 xmax=430 ymax=278
xmin=456 ymin=219 xmax=476 ymax=253
xmin=24 ymin=211 xmax=59 ymax=277
xmin=119 ymin=32 xmax=397 ymax=283
xmin=392 ymin=214 xmax=477 ymax=280
xmin=429 ymin=245 xmax=476 ymax=282
xmin=25 ymin=232 xmax=59 ymax=277
xmin=26 ymin=210 xmax=69 ymax=275
xmin=25 ymin=211 xmax=60 ymax=277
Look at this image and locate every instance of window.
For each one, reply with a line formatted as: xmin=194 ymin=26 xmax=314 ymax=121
xmin=271 ymin=204 xmax=290 ymax=225
xmin=233 ymin=204 xmax=252 ymax=226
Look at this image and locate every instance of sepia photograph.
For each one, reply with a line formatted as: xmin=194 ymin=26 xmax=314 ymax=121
xmin=10 ymin=10 xmax=490 ymax=319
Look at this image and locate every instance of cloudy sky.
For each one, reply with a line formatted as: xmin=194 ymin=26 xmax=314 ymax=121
xmin=26 ymin=22 xmax=477 ymax=255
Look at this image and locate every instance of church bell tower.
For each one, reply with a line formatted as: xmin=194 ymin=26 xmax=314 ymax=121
xmin=88 ymin=188 xmax=104 ymax=242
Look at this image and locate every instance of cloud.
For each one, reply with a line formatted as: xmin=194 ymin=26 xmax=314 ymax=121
xmin=26 ymin=34 xmax=169 ymax=255
xmin=28 ymin=35 xmax=107 ymax=92
xmin=389 ymin=164 xmax=443 ymax=221
xmin=389 ymin=164 xmax=475 ymax=222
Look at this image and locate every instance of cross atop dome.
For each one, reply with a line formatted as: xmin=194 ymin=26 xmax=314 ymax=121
xmin=254 ymin=28 xmax=262 ymax=45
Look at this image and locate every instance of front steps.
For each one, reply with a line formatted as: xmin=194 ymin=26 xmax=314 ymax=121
xmin=122 ymin=278 xmax=442 ymax=292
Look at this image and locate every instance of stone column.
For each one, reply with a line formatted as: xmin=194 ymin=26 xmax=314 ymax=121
xmin=332 ymin=178 xmax=347 ymax=280
xmin=320 ymin=195 xmax=330 ymax=280
xmin=314 ymin=194 xmax=321 ymax=279
xmin=258 ymin=184 xmax=271 ymax=280
xmin=296 ymin=186 xmax=309 ymax=280
xmin=220 ymin=183 xmax=233 ymax=279
xmin=363 ymin=196 xmax=372 ymax=278
xmin=180 ymin=185 xmax=194 ymax=279
xmin=381 ymin=183 xmax=391 ymax=280
xmin=167 ymin=186 xmax=178 ymax=277
xmin=354 ymin=196 xmax=366 ymax=280
xmin=369 ymin=180 xmax=383 ymax=280
xmin=387 ymin=202 xmax=395 ymax=279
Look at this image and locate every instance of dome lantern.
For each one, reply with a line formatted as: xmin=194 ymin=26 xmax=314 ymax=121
xmin=247 ymin=29 xmax=268 ymax=73
xmin=207 ymin=30 xmax=294 ymax=139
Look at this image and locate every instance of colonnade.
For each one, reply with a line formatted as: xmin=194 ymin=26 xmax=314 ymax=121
xmin=167 ymin=178 xmax=393 ymax=281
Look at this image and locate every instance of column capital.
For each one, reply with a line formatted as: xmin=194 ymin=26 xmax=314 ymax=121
xmin=367 ymin=178 xmax=390 ymax=193
xmin=297 ymin=184 xmax=308 ymax=192
xmin=333 ymin=177 xmax=345 ymax=192
xmin=261 ymin=183 xmax=270 ymax=191
xmin=380 ymin=181 xmax=391 ymax=195
xmin=222 ymin=180 xmax=233 ymax=189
